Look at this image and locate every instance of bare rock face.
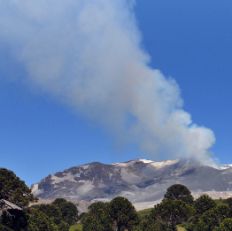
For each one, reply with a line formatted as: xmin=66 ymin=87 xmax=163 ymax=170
xmin=32 ymin=159 xmax=232 ymax=208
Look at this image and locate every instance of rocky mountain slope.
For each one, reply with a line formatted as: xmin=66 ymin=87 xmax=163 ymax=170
xmin=32 ymin=159 xmax=232 ymax=210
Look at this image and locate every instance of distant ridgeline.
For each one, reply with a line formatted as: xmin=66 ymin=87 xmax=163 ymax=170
xmin=1 ymin=167 xmax=232 ymax=230
xmin=32 ymin=158 xmax=232 ymax=210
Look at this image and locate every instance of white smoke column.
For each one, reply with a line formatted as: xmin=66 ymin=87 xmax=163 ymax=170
xmin=0 ymin=0 xmax=215 ymax=162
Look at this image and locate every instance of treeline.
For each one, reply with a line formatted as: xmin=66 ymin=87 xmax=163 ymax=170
xmin=1 ymin=168 xmax=232 ymax=231
xmin=79 ymin=184 xmax=232 ymax=231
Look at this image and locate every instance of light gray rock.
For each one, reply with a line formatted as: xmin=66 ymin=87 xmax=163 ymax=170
xmin=32 ymin=159 xmax=232 ymax=207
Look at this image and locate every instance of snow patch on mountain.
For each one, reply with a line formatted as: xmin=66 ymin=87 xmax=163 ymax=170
xmin=113 ymin=159 xmax=178 ymax=169
xmin=150 ymin=160 xmax=179 ymax=169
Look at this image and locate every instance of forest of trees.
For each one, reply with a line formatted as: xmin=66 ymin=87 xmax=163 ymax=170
xmin=1 ymin=168 xmax=232 ymax=231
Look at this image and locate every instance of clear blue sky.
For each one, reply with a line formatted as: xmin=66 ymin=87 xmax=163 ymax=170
xmin=0 ymin=0 xmax=232 ymax=185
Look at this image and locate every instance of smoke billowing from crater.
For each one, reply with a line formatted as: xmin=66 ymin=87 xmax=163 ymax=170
xmin=0 ymin=0 xmax=215 ymax=162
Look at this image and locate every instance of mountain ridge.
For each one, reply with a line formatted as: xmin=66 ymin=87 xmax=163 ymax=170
xmin=32 ymin=159 xmax=232 ymax=211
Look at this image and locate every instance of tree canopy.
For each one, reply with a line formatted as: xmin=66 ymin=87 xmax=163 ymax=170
xmin=0 ymin=168 xmax=34 ymax=207
xmin=164 ymin=184 xmax=194 ymax=204
xmin=194 ymin=194 xmax=216 ymax=215
xmin=215 ymin=218 xmax=232 ymax=231
xmin=26 ymin=200 xmax=78 ymax=231
xmin=109 ymin=197 xmax=138 ymax=231
xmin=151 ymin=199 xmax=194 ymax=231
xmin=27 ymin=208 xmax=58 ymax=231
xmin=52 ymin=198 xmax=78 ymax=226
xmin=82 ymin=202 xmax=113 ymax=231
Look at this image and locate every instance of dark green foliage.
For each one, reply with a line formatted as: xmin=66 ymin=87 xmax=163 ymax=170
xmin=82 ymin=202 xmax=113 ymax=231
xmin=57 ymin=221 xmax=70 ymax=231
xmin=27 ymin=208 xmax=58 ymax=231
xmin=225 ymin=197 xmax=232 ymax=208
xmin=215 ymin=218 xmax=232 ymax=231
xmin=151 ymin=199 xmax=194 ymax=231
xmin=52 ymin=198 xmax=78 ymax=226
xmin=29 ymin=200 xmax=78 ymax=231
xmin=109 ymin=197 xmax=139 ymax=231
xmin=194 ymin=194 xmax=216 ymax=214
xmin=164 ymin=184 xmax=194 ymax=204
xmin=30 ymin=204 xmax=68 ymax=231
xmin=137 ymin=208 xmax=153 ymax=219
xmin=193 ymin=205 xmax=230 ymax=231
xmin=82 ymin=213 xmax=105 ymax=231
xmin=133 ymin=215 xmax=169 ymax=231
xmin=0 ymin=168 xmax=34 ymax=207
xmin=31 ymin=204 xmax=62 ymax=224
xmin=82 ymin=199 xmax=139 ymax=231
